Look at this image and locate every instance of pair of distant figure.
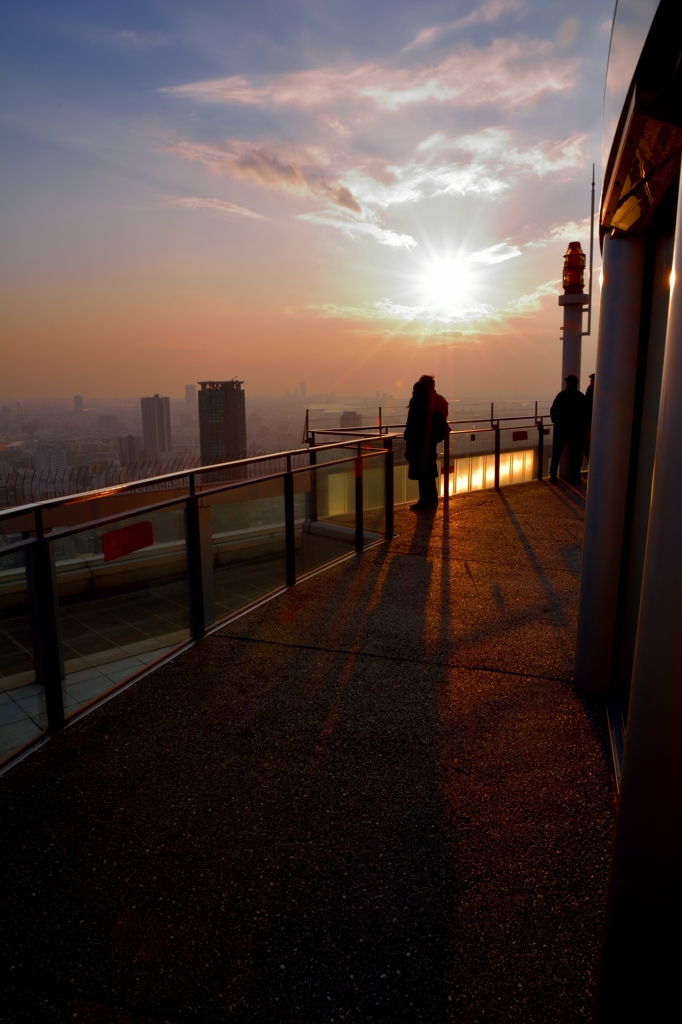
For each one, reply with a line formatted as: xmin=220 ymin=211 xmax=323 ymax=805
xmin=403 ymin=375 xmax=449 ymax=510
xmin=549 ymin=373 xmax=594 ymax=484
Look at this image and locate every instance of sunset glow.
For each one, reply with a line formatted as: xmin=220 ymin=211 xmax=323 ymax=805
xmin=0 ymin=1 xmax=612 ymax=400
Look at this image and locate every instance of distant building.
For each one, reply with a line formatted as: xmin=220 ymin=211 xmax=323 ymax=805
xmin=117 ymin=434 xmax=139 ymax=465
xmin=300 ymin=381 xmax=307 ymax=399
xmin=185 ymin=384 xmax=197 ymax=415
xmin=340 ymin=411 xmax=362 ymax=429
xmin=97 ymin=414 xmax=118 ymax=434
xmin=32 ymin=449 xmax=67 ymax=475
xmin=73 ymin=395 xmax=83 ymax=414
xmin=198 ymin=380 xmax=247 ymax=465
xmin=140 ymin=394 xmax=171 ymax=457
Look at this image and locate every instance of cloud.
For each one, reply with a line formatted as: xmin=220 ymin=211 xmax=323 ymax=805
xmin=468 ymin=243 xmax=521 ymax=264
xmin=299 ymin=211 xmax=416 ymax=249
xmin=165 ymin=138 xmax=362 ymax=210
xmin=346 ymin=129 xmax=586 ymax=210
xmin=161 ymin=36 xmax=575 ymax=113
xmin=504 ymin=279 xmax=560 ymax=314
xmin=402 ymin=0 xmax=525 ymax=51
xmin=166 ymin=196 xmax=265 ymax=219
xmin=525 ymin=217 xmax=592 ymax=248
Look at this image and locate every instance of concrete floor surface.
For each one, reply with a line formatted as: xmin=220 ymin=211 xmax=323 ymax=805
xmin=0 ymin=481 xmax=615 ymax=1023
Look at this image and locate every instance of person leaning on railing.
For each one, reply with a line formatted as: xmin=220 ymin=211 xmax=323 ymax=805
xmin=404 ymin=376 xmax=450 ymax=510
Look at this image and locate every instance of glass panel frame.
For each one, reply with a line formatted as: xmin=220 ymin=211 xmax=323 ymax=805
xmin=203 ymin=476 xmax=287 ymax=624
xmin=53 ymin=503 xmax=190 ymax=714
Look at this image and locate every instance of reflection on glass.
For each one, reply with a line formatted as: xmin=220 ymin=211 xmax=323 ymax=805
xmin=0 ymin=550 xmax=44 ymax=762
xmin=53 ymin=505 xmax=190 ymax=714
xmin=205 ymin=476 xmax=287 ymax=622
xmin=295 ymin=462 xmax=356 ymax=575
xmin=363 ymin=454 xmax=386 ymax=536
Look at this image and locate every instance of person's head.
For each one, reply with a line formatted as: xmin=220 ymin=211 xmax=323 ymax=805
xmin=418 ymin=375 xmax=436 ymax=391
xmin=410 ymin=380 xmax=430 ymax=406
xmin=565 ymin=374 xmax=579 ymax=390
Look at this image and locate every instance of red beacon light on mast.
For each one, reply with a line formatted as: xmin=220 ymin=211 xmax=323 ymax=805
xmin=563 ymin=241 xmax=586 ymax=294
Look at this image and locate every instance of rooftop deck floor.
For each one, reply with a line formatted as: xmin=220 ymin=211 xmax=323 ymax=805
xmin=0 ymin=480 xmax=616 ymax=1023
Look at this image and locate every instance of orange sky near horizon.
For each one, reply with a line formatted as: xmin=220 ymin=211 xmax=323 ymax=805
xmin=0 ymin=0 xmax=610 ymax=402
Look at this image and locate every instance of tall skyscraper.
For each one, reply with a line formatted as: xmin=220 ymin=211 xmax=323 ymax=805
xmin=185 ymin=384 xmax=197 ymax=415
xmin=140 ymin=394 xmax=171 ymax=457
xmin=73 ymin=395 xmax=83 ymax=414
xmin=300 ymin=381 xmax=307 ymax=399
xmin=198 ymin=380 xmax=247 ymax=465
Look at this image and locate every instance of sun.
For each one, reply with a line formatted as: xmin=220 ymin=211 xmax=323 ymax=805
xmin=418 ymin=257 xmax=477 ymax=313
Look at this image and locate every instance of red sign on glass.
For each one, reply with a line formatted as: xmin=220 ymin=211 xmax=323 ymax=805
xmin=512 ymin=430 xmax=528 ymax=441
xmin=102 ymin=520 xmax=154 ymax=562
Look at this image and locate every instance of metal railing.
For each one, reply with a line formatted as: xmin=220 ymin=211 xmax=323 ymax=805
xmin=0 ymin=415 xmax=560 ymax=768
xmin=0 ymin=437 xmax=394 ymax=766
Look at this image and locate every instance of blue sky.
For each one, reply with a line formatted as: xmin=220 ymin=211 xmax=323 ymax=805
xmin=1 ymin=1 xmax=615 ymax=398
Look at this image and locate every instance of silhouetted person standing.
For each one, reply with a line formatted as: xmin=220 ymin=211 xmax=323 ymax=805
xmin=584 ymin=372 xmax=595 ymax=462
xmin=404 ymin=378 xmax=449 ymax=509
xmin=549 ymin=374 xmax=586 ymax=484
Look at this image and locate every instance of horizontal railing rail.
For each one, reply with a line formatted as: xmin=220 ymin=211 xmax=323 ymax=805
xmin=0 ymin=418 xmax=560 ymax=768
xmin=0 ymin=436 xmax=397 ymax=766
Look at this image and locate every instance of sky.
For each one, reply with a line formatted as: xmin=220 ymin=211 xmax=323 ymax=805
xmin=0 ymin=0 xmax=615 ymax=401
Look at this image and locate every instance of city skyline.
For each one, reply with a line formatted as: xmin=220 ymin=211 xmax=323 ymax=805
xmin=1 ymin=1 xmax=611 ymax=399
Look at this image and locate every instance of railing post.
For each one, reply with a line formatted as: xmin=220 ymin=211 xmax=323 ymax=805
xmin=355 ymin=444 xmax=364 ymax=553
xmin=379 ymin=406 xmax=382 ymax=435
xmin=26 ymin=515 xmax=64 ymax=731
xmin=309 ymin=445 xmax=318 ymax=522
xmin=385 ymin=437 xmax=394 ymax=539
xmin=284 ymin=454 xmax=296 ymax=585
xmin=537 ymin=416 xmax=544 ymax=480
xmin=186 ymin=479 xmax=206 ymax=641
xmin=443 ymin=431 xmax=451 ymax=501
xmin=494 ymin=421 xmax=501 ymax=490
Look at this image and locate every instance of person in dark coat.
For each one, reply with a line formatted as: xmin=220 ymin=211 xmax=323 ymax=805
xmin=549 ymin=374 xmax=586 ymax=484
xmin=584 ymin=372 xmax=595 ymax=462
xmin=404 ymin=379 xmax=449 ymax=509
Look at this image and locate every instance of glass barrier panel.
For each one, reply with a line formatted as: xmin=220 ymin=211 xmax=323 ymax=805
xmin=0 ymin=549 xmax=44 ymax=762
xmin=53 ymin=504 xmax=190 ymax=714
xmin=363 ymin=454 xmax=386 ymax=535
xmin=391 ymin=439 xmax=419 ymax=505
xmin=202 ymin=477 xmax=287 ymax=624
xmin=295 ymin=462 xmax=356 ymax=575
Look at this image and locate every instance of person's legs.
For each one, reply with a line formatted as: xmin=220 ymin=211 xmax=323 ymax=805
xmin=417 ymin=474 xmax=438 ymax=506
xmin=549 ymin=426 xmax=565 ymax=480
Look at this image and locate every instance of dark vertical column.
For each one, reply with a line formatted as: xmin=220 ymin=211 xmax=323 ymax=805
xmin=26 ymin=525 xmax=64 ymax=731
xmin=574 ymin=233 xmax=646 ymax=693
xmin=594 ymin=180 xmax=682 ymax=1024
xmin=284 ymin=455 xmax=296 ymax=586
xmin=537 ymin=418 xmax=544 ymax=480
xmin=355 ymin=446 xmax=364 ymax=553
xmin=185 ymin=489 xmax=205 ymax=641
xmin=494 ymin=423 xmax=501 ymax=490
xmin=384 ymin=437 xmax=394 ymax=539
xmin=616 ymin=227 xmax=675 ymax=696
xmin=309 ymin=446 xmax=318 ymax=522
